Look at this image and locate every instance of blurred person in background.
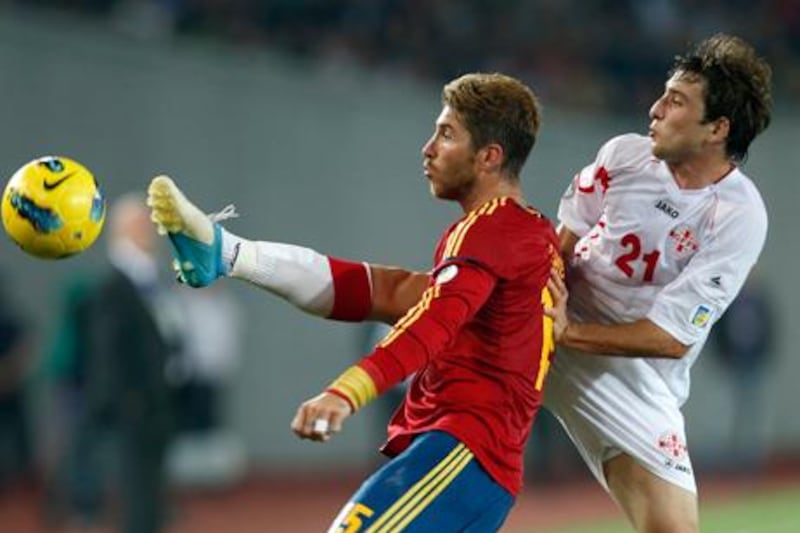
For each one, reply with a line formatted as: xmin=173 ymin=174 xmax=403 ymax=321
xmin=710 ymin=273 xmax=775 ymax=472
xmin=524 ymin=408 xmax=586 ymax=487
xmin=0 ymin=267 xmax=34 ymax=493
xmin=149 ymin=72 xmax=561 ymax=531
xmin=167 ymin=284 xmax=246 ymax=490
xmin=83 ymin=193 xmax=185 ymax=533
xmin=41 ymin=273 xmax=105 ymax=527
xmin=172 ymin=284 xmax=242 ymax=436
xmin=545 ymin=33 xmax=772 ymax=532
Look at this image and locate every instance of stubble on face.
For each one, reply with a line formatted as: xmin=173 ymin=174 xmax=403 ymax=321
xmin=649 ymin=73 xmax=709 ymax=164
xmin=423 ymin=106 xmax=478 ymax=202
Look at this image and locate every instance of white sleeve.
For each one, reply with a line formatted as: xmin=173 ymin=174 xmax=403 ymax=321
xmin=647 ymin=203 xmax=768 ymax=346
xmin=557 ymin=165 xmax=604 ymax=237
xmin=557 ymin=135 xmax=629 ymax=237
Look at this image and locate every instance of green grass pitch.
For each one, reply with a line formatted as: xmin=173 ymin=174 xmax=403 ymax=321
xmin=516 ymin=485 xmax=800 ymax=533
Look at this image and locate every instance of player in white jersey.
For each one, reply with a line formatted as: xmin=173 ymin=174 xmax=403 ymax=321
xmin=545 ymin=34 xmax=772 ymax=531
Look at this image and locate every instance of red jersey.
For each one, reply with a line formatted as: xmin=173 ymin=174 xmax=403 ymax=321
xmin=359 ymin=196 xmax=560 ymax=496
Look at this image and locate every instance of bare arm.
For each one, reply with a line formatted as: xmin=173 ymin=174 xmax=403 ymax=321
xmin=368 ymin=265 xmax=429 ymax=323
xmin=547 ymin=232 xmax=689 ymax=359
xmin=562 ymin=318 xmax=688 ymax=358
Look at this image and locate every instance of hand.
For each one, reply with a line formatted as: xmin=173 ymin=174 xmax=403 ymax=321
xmin=291 ymin=391 xmax=352 ymax=442
xmin=544 ymin=267 xmax=569 ymax=343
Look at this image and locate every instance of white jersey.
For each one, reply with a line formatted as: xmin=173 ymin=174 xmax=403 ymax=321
xmin=546 ymin=133 xmax=767 ymax=492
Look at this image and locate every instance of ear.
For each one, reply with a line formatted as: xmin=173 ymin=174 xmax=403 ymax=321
xmin=478 ymin=143 xmax=505 ymax=172
xmin=709 ymin=116 xmax=730 ymax=144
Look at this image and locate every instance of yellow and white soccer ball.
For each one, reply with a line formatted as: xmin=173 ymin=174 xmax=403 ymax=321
xmin=1 ymin=156 xmax=106 ymax=259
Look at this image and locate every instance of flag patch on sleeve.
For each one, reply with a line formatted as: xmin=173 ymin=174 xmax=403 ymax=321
xmin=690 ymin=305 xmax=714 ymax=328
xmin=435 ymin=264 xmax=459 ymax=285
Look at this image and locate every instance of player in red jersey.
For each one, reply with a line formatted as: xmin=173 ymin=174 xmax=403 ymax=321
xmin=149 ymin=72 xmax=561 ymax=531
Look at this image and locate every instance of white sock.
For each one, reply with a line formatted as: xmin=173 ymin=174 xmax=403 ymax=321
xmin=221 ymin=228 xmax=334 ymax=317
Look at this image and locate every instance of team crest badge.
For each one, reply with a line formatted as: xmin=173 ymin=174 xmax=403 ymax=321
xmin=669 ymin=226 xmax=699 ymax=256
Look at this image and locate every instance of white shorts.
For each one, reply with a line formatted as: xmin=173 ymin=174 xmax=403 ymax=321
xmin=544 ymin=349 xmax=697 ymax=494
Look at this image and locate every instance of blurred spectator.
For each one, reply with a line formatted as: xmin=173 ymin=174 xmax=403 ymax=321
xmin=0 ymin=267 xmax=34 ymax=492
xmin=41 ymin=273 xmax=106 ymax=527
xmin=81 ymin=193 xmax=185 ymax=533
xmin=710 ymin=273 xmax=775 ymax=472
xmin=525 ymin=408 xmax=587 ymax=486
xmin=167 ymin=284 xmax=246 ymax=490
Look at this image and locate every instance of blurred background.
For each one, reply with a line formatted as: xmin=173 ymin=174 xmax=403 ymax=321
xmin=0 ymin=0 xmax=798 ymax=531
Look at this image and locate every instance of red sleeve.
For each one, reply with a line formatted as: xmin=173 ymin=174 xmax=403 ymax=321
xmin=328 ymin=256 xmax=372 ymax=321
xmin=357 ymin=261 xmax=495 ymax=393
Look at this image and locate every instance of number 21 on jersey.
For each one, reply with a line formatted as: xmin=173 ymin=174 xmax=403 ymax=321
xmin=615 ymin=232 xmax=660 ymax=282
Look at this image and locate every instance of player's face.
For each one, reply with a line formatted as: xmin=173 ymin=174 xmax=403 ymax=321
xmin=421 ymin=106 xmax=478 ymax=201
xmin=648 ymin=72 xmax=717 ymax=164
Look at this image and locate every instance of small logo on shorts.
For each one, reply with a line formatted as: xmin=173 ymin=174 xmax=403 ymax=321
xmin=658 ymin=432 xmax=688 ymax=462
xmin=658 ymin=431 xmax=693 ymax=474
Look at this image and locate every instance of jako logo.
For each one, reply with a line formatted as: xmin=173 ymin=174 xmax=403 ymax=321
xmin=655 ymin=200 xmax=679 ymax=219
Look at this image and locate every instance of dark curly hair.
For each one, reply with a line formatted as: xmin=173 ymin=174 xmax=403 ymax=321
xmin=671 ymin=34 xmax=772 ymax=163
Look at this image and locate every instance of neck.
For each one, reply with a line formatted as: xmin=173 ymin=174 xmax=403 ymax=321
xmin=459 ymin=177 xmax=524 ymax=213
xmin=669 ymin=156 xmax=735 ymax=190
xmin=669 ymin=161 xmax=734 ymax=189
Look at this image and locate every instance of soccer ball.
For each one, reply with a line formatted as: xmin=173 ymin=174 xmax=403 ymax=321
xmin=1 ymin=156 xmax=106 ymax=259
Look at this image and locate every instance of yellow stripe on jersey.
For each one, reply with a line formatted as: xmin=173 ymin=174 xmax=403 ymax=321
xmin=364 ymin=444 xmax=474 ymax=533
xmin=442 ymin=207 xmax=480 ymax=259
xmin=379 ymin=285 xmax=441 ymax=348
xmin=443 ymin=197 xmax=506 ymax=259
xmin=536 ymin=287 xmax=555 ymax=391
xmin=535 ymin=243 xmax=564 ymax=390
